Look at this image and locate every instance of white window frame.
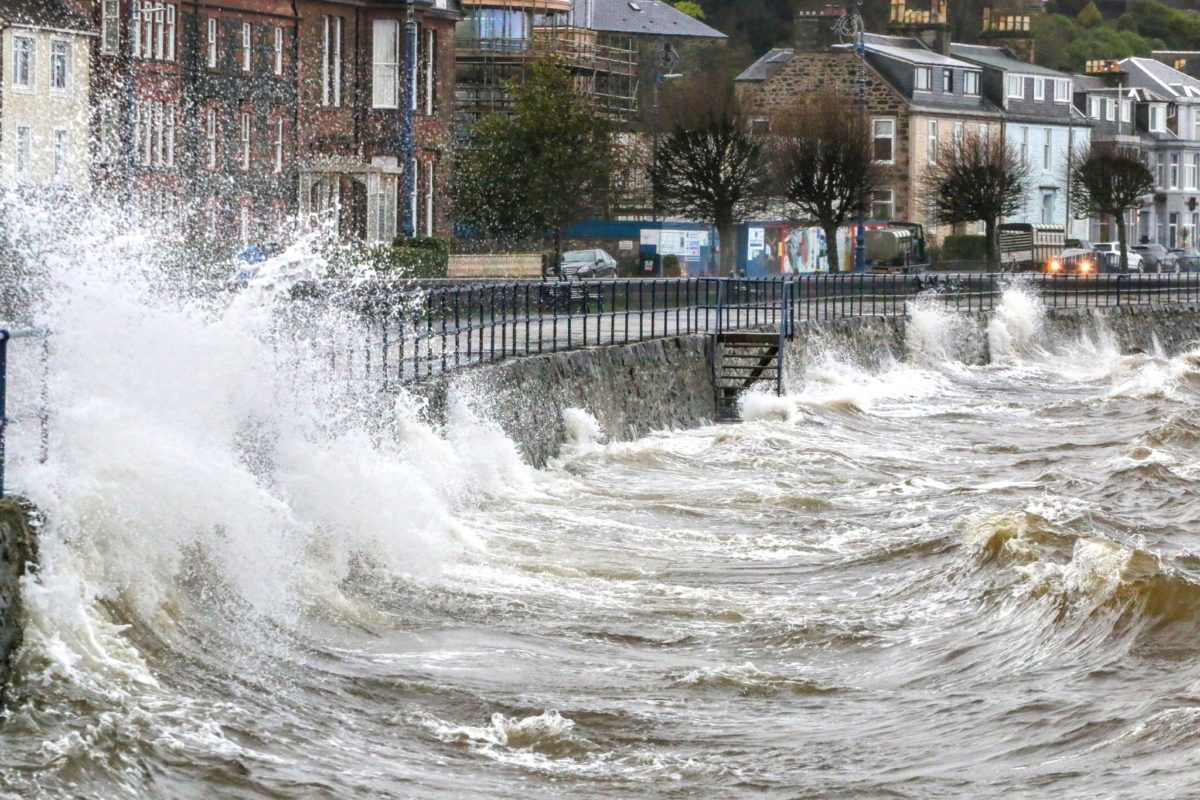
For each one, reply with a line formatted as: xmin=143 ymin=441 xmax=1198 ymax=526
xmin=424 ymin=28 xmax=436 ymax=115
xmin=240 ymin=111 xmax=251 ymax=170
xmin=206 ymin=107 xmax=218 ymax=169
xmin=372 ymin=19 xmax=400 ymax=109
xmin=242 ymin=22 xmax=251 ymax=72
xmin=322 ymin=15 xmax=343 ymax=107
xmin=207 ymin=18 xmax=218 ymax=68
xmin=1150 ymin=104 xmax=1166 ymax=132
xmin=1043 ymin=128 xmax=1052 ymax=171
xmin=1007 ymin=74 xmax=1024 ymax=100
xmin=954 ymin=121 xmax=964 ymax=146
xmin=15 ymin=125 xmax=32 ymax=178
xmin=871 ymin=188 xmax=895 ymax=221
xmin=425 ymin=161 xmax=435 ymax=237
xmin=166 ymin=5 xmax=176 ymax=61
xmin=942 ymin=68 xmax=952 ymax=93
xmin=1034 ymin=77 xmax=1045 ymax=101
xmin=50 ymin=39 xmax=71 ymax=94
xmin=1187 ymin=153 xmax=1198 ymax=190
xmin=872 ymin=118 xmax=895 ymax=164
xmin=12 ymin=35 xmax=34 ymax=93
xmin=274 ymin=117 xmax=283 ymax=173
xmin=964 ymin=71 xmax=979 ymax=96
xmin=1020 ymin=126 xmax=1029 ymax=164
xmin=52 ymin=128 xmax=69 ymax=181
xmin=928 ymin=119 xmax=938 ymax=163
xmin=978 ymin=123 xmax=988 ymax=146
xmin=1121 ymin=99 xmax=1132 ymax=124
xmin=274 ymin=27 xmax=284 ymax=76
xmin=1053 ymin=79 xmax=1070 ymax=103
xmin=915 ymin=67 xmax=931 ymax=92
xmin=165 ymin=102 xmax=176 ymax=167
xmin=1105 ymin=99 xmax=1116 ymax=122
xmin=1170 ymin=153 xmax=1180 ymax=189
xmin=240 ymin=205 xmax=251 ymax=245
xmin=102 ymin=0 xmax=121 ymax=55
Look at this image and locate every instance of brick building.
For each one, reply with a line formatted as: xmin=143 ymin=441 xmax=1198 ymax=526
xmin=295 ymin=0 xmax=460 ymax=242
xmin=180 ymin=1 xmax=298 ymax=244
xmin=83 ymin=0 xmax=187 ymax=221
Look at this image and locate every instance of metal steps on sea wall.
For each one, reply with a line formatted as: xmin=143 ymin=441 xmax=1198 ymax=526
xmin=713 ymin=331 xmax=784 ymax=420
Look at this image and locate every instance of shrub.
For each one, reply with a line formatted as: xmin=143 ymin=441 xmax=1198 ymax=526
xmin=940 ymin=235 xmax=988 ymax=263
xmin=662 ymin=254 xmax=682 ymax=277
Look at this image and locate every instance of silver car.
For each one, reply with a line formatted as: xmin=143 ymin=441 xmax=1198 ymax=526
xmin=1093 ymin=242 xmax=1143 ymax=272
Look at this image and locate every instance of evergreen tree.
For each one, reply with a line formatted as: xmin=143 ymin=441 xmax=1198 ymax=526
xmin=452 ymin=62 xmax=614 ymax=266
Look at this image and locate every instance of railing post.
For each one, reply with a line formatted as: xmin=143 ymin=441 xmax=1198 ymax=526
xmin=0 ymin=331 xmax=7 ymax=498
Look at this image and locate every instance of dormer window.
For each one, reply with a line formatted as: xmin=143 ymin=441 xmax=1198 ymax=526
xmin=915 ymin=67 xmax=931 ymax=91
xmin=942 ymin=69 xmax=952 ymax=92
xmin=1150 ymin=104 xmax=1167 ymax=132
xmin=1007 ymin=74 xmax=1024 ymax=100
xmin=1105 ymin=99 xmax=1116 ymax=121
xmin=1053 ymin=79 xmax=1070 ymax=102
xmin=964 ymin=71 xmax=980 ymax=96
xmin=1089 ymin=96 xmax=1101 ymax=120
xmin=1034 ymin=77 xmax=1045 ymax=101
xmin=1121 ymin=100 xmax=1132 ymax=123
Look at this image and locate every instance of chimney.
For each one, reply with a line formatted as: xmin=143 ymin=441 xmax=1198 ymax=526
xmin=981 ymin=8 xmax=1036 ymax=64
xmin=887 ymin=0 xmax=951 ymax=55
xmin=793 ymin=5 xmax=848 ymax=52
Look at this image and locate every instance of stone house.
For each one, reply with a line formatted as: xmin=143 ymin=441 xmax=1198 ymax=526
xmin=295 ymin=0 xmax=461 ymax=242
xmin=0 ymin=0 xmax=95 ymax=190
xmin=950 ymin=39 xmax=1092 ymax=239
xmin=736 ymin=23 xmax=1002 ymax=244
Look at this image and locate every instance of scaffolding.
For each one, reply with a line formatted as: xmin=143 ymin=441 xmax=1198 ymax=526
xmin=455 ymin=16 xmax=639 ymax=132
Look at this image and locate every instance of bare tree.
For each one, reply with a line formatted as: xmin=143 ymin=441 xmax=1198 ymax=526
xmin=771 ymin=96 xmax=882 ymax=273
xmin=922 ymin=132 xmax=1030 ymax=269
xmin=650 ymin=82 xmax=769 ymax=275
xmin=1068 ymin=143 xmax=1154 ymax=272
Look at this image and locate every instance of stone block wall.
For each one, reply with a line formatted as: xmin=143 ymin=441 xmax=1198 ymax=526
xmin=414 ymin=335 xmax=716 ymax=466
xmin=739 ymin=52 xmax=913 ymax=221
xmin=0 ymin=499 xmax=36 ymax=704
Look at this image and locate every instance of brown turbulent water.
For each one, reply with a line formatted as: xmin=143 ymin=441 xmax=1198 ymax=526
xmin=2 ymin=269 xmax=1200 ymax=799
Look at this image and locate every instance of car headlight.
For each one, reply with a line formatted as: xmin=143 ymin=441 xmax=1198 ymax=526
xmin=1048 ymin=259 xmax=1062 ymax=272
xmin=1079 ymin=260 xmax=1092 ymax=273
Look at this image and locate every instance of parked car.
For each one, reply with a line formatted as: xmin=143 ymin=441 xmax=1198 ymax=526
xmin=1132 ymin=243 xmax=1179 ymax=273
xmin=559 ymin=249 xmax=618 ymax=279
xmin=1093 ymin=242 xmax=1143 ymax=272
xmin=1169 ymin=247 xmax=1200 ymax=272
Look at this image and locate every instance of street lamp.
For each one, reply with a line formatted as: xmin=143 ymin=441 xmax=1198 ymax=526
xmin=836 ymin=0 xmax=869 ymax=273
xmin=650 ymin=40 xmax=680 ymax=223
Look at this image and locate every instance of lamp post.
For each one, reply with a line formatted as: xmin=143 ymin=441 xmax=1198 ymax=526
xmin=650 ymin=40 xmax=680 ymax=223
xmin=837 ymin=0 xmax=869 ymax=273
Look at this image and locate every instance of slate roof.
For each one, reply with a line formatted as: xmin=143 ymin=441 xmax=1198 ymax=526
xmin=0 ymin=0 xmax=93 ymax=32
xmin=735 ymin=48 xmax=795 ymax=82
xmin=841 ymin=34 xmax=979 ymax=69
xmin=949 ymin=43 xmax=1067 ymax=77
xmin=1122 ymin=56 xmax=1200 ymax=100
xmin=574 ymin=0 xmax=726 ymax=39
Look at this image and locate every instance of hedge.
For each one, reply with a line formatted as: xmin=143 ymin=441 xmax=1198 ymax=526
xmin=940 ymin=235 xmax=988 ymax=263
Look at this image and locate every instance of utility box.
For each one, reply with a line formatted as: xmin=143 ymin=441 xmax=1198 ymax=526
xmin=641 ymin=253 xmax=661 ymax=276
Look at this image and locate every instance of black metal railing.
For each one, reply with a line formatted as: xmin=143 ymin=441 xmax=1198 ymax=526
xmin=0 ymin=328 xmax=49 ymax=498
xmin=295 ymin=272 xmax=1200 ymax=388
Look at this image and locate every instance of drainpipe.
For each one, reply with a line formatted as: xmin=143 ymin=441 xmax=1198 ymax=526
xmin=402 ymin=3 xmax=418 ymax=237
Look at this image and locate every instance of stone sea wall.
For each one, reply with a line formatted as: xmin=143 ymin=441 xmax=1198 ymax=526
xmin=443 ymin=304 xmax=1200 ymax=464
xmin=0 ymin=499 xmax=36 ymax=703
